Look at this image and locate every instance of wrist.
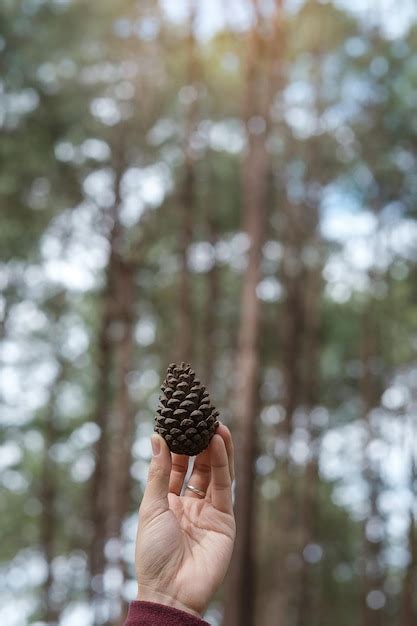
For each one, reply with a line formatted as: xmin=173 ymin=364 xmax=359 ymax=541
xmin=136 ymin=585 xmax=202 ymax=619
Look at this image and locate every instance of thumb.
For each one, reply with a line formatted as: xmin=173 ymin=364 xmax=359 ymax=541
xmin=140 ymin=434 xmax=172 ymax=523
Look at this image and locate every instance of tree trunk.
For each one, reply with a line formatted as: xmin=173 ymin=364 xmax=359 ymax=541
xmin=223 ymin=9 xmax=276 ymax=626
xmin=106 ymin=256 xmax=137 ymax=626
xmin=39 ymin=358 xmax=65 ymax=626
xmin=0 ymin=296 xmax=10 ymax=341
xmin=177 ymin=167 xmax=194 ymax=364
xmin=89 ymin=178 xmax=125 ymax=592
xmin=202 ymin=187 xmax=220 ymax=388
xmin=271 ymin=201 xmax=306 ymax=626
xmin=296 ymin=259 xmax=322 ymax=626
xmin=88 ymin=151 xmax=140 ymax=626
xmin=360 ymin=306 xmax=385 ymax=626
xmin=176 ymin=1 xmax=199 ymax=365
xmin=106 ymin=262 xmax=136 ymax=542
xmin=88 ymin=141 xmax=155 ymax=624
xmin=401 ymin=451 xmax=417 ymax=626
xmin=402 ymin=510 xmax=417 ymax=626
xmin=225 ymin=169 xmax=267 ymax=626
xmin=40 ymin=394 xmax=59 ymax=625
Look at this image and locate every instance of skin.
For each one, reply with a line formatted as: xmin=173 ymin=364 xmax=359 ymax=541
xmin=135 ymin=424 xmax=236 ymax=618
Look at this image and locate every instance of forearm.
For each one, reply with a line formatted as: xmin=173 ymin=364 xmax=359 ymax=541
xmin=124 ymin=601 xmax=210 ymax=625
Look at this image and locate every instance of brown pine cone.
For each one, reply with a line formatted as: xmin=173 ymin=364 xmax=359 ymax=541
xmin=155 ymin=362 xmax=220 ymax=456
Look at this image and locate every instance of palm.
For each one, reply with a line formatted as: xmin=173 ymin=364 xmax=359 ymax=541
xmin=138 ymin=493 xmax=235 ymax=614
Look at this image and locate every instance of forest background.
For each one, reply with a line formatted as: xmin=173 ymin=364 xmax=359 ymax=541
xmin=1 ymin=1 xmax=417 ymax=625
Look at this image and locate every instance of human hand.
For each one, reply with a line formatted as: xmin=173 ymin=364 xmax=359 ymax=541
xmin=135 ymin=424 xmax=236 ymax=618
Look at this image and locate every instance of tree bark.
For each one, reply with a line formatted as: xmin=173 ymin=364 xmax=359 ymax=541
xmin=224 ymin=161 xmax=267 ymax=626
xmin=88 ymin=151 xmax=140 ymax=626
xmin=360 ymin=306 xmax=385 ymax=626
xmin=39 ymin=356 xmax=66 ymax=626
xmin=107 ymin=256 xmax=137 ymax=626
xmin=176 ymin=0 xmax=199 ymax=365
xmin=177 ymin=167 xmax=195 ymax=364
xmin=88 ymin=142 xmax=159 ymax=624
xmin=270 ymin=200 xmax=306 ymax=626
xmin=89 ymin=173 xmax=125 ymax=591
xmin=40 ymin=391 xmax=60 ymax=625
xmin=223 ymin=3 xmax=281 ymax=623
xmin=296 ymin=258 xmax=322 ymax=626
xmin=0 ymin=295 xmax=10 ymax=341
xmin=402 ymin=509 xmax=417 ymax=626
xmin=202 ymin=184 xmax=220 ymax=388
xmin=401 ymin=452 xmax=417 ymax=626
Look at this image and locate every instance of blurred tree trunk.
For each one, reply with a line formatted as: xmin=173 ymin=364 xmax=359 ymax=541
xmin=272 ymin=201 xmax=306 ymax=626
xmin=202 ymin=191 xmax=220 ymax=388
xmin=223 ymin=3 xmax=282 ymax=623
xmin=40 ymin=375 xmax=62 ymax=626
xmin=88 ymin=152 xmax=139 ymax=626
xmin=107 ymin=257 xmax=137 ymax=626
xmin=106 ymin=269 xmax=136 ymax=527
xmin=176 ymin=0 xmax=199 ymax=365
xmin=89 ymin=168 xmax=125 ymax=591
xmin=177 ymin=164 xmax=194 ymax=364
xmin=38 ymin=293 xmax=69 ymax=624
xmin=360 ymin=305 xmax=385 ymax=626
xmin=105 ymin=266 xmax=136 ymax=535
xmin=401 ymin=452 xmax=417 ymax=626
xmin=88 ymin=147 xmax=158 ymax=624
xmin=0 ymin=297 xmax=10 ymax=341
xmin=402 ymin=510 xmax=417 ymax=626
xmin=295 ymin=43 xmax=334 ymax=624
xmin=276 ymin=38 xmax=325 ymax=621
xmin=224 ymin=137 xmax=266 ymax=626
xmin=296 ymin=246 xmax=322 ymax=626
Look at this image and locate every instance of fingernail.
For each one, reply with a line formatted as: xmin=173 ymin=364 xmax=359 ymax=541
xmin=151 ymin=435 xmax=161 ymax=457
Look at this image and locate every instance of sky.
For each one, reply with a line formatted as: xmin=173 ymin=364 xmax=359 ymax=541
xmin=160 ymin=0 xmax=416 ymax=40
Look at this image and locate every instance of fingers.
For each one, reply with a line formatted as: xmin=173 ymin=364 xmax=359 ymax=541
xmin=210 ymin=434 xmax=233 ymax=514
xmin=140 ymin=434 xmax=172 ymax=522
xmin=169 ymin=423 xmax=235 ymax=500
xmin=168 ymin=453 xmax=190 ymax=496
xmin=217 ymin=423 xmax=235 ymax=483
xmin=207 ymin=424 xmax=234 ymax=500
xmin=184 ymin=447 xmax=211 ymax=499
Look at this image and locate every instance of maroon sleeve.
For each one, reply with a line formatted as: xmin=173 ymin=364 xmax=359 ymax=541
xmin=124 ymin=601 xmax=210 ymax=626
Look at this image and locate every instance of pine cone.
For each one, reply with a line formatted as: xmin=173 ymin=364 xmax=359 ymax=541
xmin=155 ymin=362 xmax=220 ymax=456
